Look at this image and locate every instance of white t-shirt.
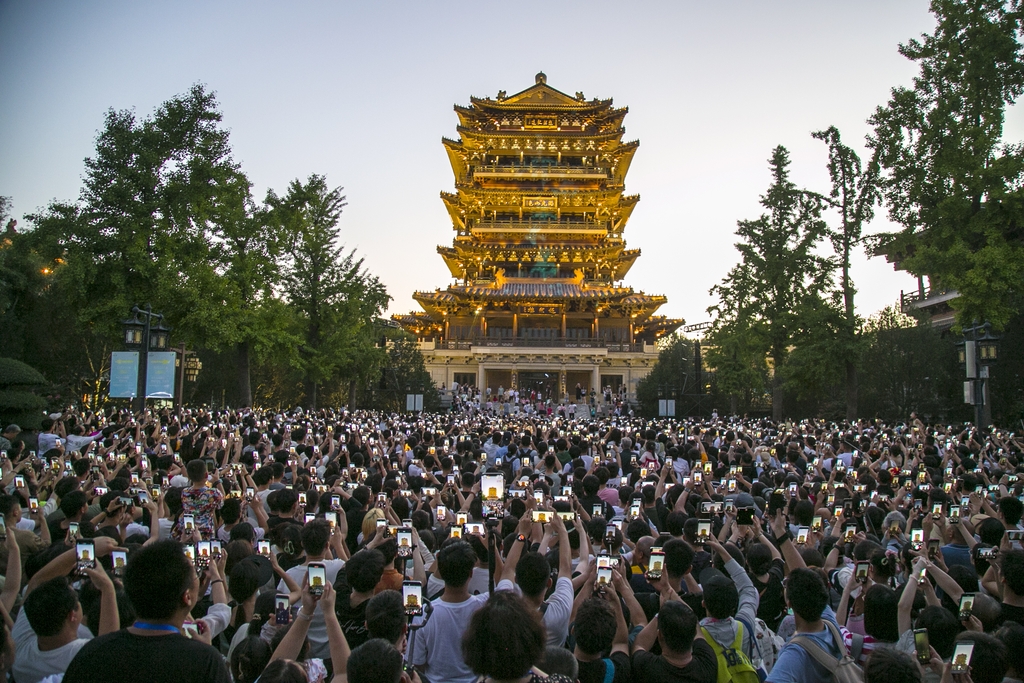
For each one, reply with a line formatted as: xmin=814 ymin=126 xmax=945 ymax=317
xmin=12 ymin=607 xmax=89 ymax=683
xmin=277 ymin=558 xmax=345 ymax=659
xmin=409 ymin=593 xmax=488 ymax=683
xmin=496 ymin=576 xmax=574 ymax=646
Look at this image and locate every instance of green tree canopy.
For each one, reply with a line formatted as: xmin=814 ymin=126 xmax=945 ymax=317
xmin=869 ymin=0 xmax=1024 ymax=329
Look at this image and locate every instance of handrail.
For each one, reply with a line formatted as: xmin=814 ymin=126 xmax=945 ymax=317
xmin=436 ymin=337 xmax=643 ymax=352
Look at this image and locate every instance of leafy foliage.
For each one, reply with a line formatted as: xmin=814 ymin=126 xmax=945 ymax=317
xmin=707 ymin=146 xmax=832 ymax=419
xmin=0 ymin=357 xmax=47 ymax=429
xmin=869 ymin=0 xmax=1024 ymax=329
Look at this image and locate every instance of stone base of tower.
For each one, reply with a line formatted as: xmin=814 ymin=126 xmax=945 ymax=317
xmin=417 ymin=339 xmax=659 ymax=404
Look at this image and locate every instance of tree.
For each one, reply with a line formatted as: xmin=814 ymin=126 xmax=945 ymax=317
xmin=369 ymin=336 xmax=440 ymax=413
xmin=0 ymin=357 xmax=48 ymax=430
xmin=27 ymin=84 xmax=240 ymax=348
xmin=268 ymin=175 xmax=391 ymax=409
xmin=869 ymin=0 xmax=1024 ymax=329
xmin=636 ymin=335 xmax=696 ymax=417
xmin=708 ymin=146 xmax=832 ymax=420
xmin=812 ymin=127 xmax=881 ymax=419
xmin=858 ymin=306 xmax=964 ymax=420
xmin=702 ymin=325 xmax=770 ymax=416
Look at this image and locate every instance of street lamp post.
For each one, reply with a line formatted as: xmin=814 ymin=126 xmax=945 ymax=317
xmin=957 ymin=322 xmax=1000 ymax=429
xmin=121 ymin=305 xmax=169 ymax=413
xmin=174 ymin=344 xmax=202 ymax=409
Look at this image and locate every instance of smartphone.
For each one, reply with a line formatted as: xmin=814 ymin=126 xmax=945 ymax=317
xmin=76 ymin=540 xmax=96 ymax=571
xmin=111 ymin=549 xmax=127 ymax=576
xmin=182 ymin=514 xmax=196 ymax=533
xmin=532 ymin=510 xmax=551 ymax=524
xmin=932 ymin=503 xmax=943 ymax=518
xmin=951 ymin=640 xmax=975 ymax=673
xmin=307 ymin=563 xmax=327 ymax=597
xmin=403 ymin=580 xmax=424 ymax=616
xmin=629 ymin=501 xmax=642 ymax=519
xmin=275 ymin=594 xmax=291 ymax=625
xmin=197 ymin=541 xmax=212 ymax=565
xmin=481 ymin=474 xmax=504 ymax=502
xmin=697 ymin=520 xmax=712 ymax=543
xmin=211 ymin=540 xmax=222 ymax=558
xmin=604 ymin=523 xmax=618 ymax=546
xmin=257 ymin=540 xmax=272 ymax=556
xmin=436 ymin=505 xmax=447 ymax=521
xmin=959 ymin=593 xmax=975 ymax=621
xmin=592 ymin=504 xmax=603 ymax=517
xmin=914 ymin=628 xmax=930 ymax=664
xmin=304 ymin=513 xmax=316 ymax=524
xmin=330 ymin=495 xmax=341 ymax=510
xmin=325 ymin=511 xmax=338 ymax=529
xmin=68 ymin=521 xmax=80 ymax=541
xmin=928 ymin=538 xmax=940 ymax=558
xmin=950 ymin=505 xmax=961 ymax=523
xmin=647 ymin=550 xmax=665 ymax=580
xmin=450 ymin=525 xmax=462 ymax=538
xmin=0 ymin=515 xmax=6 ymax=540
xmin=796 ymin=527 xmax=809 ymax=545
xmin=911 ymin=528 xmax=924 ymax=551
xmin=597 ymin=567 xmax=613 ymax=585
xmin=855 ymin=561 xmax=870 ymax=582
xmin=397 ymin=529 xmax=414 ymax=558
xmin=13 ymin=475 xmax=25 ymax=488
xmin=737 ymin=508 xmax=754 ymax=526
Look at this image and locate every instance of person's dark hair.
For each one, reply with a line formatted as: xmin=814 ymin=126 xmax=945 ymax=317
xmin=220 ymin=497 xmax=242 ymax=525
xmin=1001 ymin=550 xmax=1024 ymax=596
xmin=24 ymin=577 xmax=79 ymax=637
xmin=300 ymin=519 xmax=331 ymax=556
xmin=746 ymin=543 xmax=772 ymax=576
xmin=978 ymin=517 xmax=1006 ymax=546
xmin=665 ymin=510 xmax=687 ymax=537
xmin=437 ymin=541 xmax=477 ymax=588
xmin=663 ymin=538 xmax=694 ymax=577
xmin=786 ymin=567 xmax=828 ymax=621
xmin=124 ymin=540 xmax=195 ymax=620
xmin=863 ymin=647 xmax=921 ymax=683
xmin=659 ymin=600 xmax=698 ymax=653
xmin=462 ymin=591 xmax=545 ymax=680
xmin=230 ymin=522 xmax=257 ymax=545
xmin=343 ymin=549 xmax=386 ymax=593
xmin=347 ymin=638 xmax=405 ymax=683
xmin=703 ymin=576 xmax=739 ymax=619
xmin=365 ymin=590 xmax=406 ymax=646
xmin=999 ymin=496 xmax=1024 ymax=526
xmin=515 ymin=552 xmax=551 ymax=598
xmin=573 ymin=597 xmax=616 ymax=655
xmin=231 ymin=635 xmax=272 ymax=683
xmin=996 ymin=621 xmax=1024 ymax=680
xmin=59 ymin=489 xmax=88 ymax=519
xmin=186 ymin=458 xmax=207 ymax=483
xmin=863 ymin=584 xmax=899 ymax=642
xmin=954 ymin=632 xmax=1008 ymax=683
xmin=228 ymin=559 xmax=262 ymax=615
xmin=540 ymin=645 xmax=579 ymax=681
xmin=257 ymin=659 xmax=307 ymax=683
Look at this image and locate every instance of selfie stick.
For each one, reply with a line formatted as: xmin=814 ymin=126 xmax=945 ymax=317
xmin=404 ymin=598 xmax=433 ymax=671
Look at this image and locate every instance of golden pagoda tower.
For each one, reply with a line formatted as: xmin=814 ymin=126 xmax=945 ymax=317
xmin=395 ymin=73 xmax=682 ymax=403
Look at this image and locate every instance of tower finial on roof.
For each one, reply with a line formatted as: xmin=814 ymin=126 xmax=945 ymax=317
xmin=535 ymin=71 xmax=547 ymax=85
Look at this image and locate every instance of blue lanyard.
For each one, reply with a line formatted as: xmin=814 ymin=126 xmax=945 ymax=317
xmin=132 ymin=621 xmax=180 ymax=633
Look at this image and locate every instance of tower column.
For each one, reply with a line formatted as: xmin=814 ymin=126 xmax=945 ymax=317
xmin=591 ymin=365 xmax=600 ymax=395
xmin=512 ymin=313 xmax=518 ymax=338
xmin=476 ymin=361 xmax=485 ymax=392
xmin=561 ymin=313 xmax=566 ymax=338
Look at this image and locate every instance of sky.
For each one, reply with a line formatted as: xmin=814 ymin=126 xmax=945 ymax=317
xmin=3 ymin=1 xmax=1013 ymax=328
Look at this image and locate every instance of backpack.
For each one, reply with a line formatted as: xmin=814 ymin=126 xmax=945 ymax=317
xmin=738 ymin=615 xmax=784 ymax=674
xmin=789 ymin=620 xmax=864 ymax=683
xmin=700 ymin=623 xmax=761 ymax=683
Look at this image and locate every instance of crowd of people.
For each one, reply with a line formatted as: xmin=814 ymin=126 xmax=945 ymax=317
xmin=0 ymin=407 xmax=1020 ymax=682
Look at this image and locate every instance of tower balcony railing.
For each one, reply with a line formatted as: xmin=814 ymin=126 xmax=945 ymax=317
xmin=436 ymin=337 xmax=644 ymax=353
xmin=472 ymin=163 xmax=610 ymax=180
xmin=900 ymin=287 xmax=958 ymax=312
xmin=468 ymin=218 xmax=611 ymax=236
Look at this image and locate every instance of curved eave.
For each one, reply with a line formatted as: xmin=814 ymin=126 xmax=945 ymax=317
xmin=612 ymin=141 xmax=640 ymax=183
xmin=438 ymin=247 xmax=466 ymax=279
xmin=440 ymin=192 xmax=466 ymax=230
xmin=442 ymin=137 xmax=468 ymax=182
xmin=612 ymin=249 xmax=641 ymax=280
xmin=468 ymin=95 xmax=614 ymax=113
xmin=456 ymin=127 xmax=625 ymax=144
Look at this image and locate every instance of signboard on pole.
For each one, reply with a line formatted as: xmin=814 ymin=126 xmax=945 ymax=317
xmin=658 ymin=399 xmax=676 ymax=417
xmin=109 ymin=352 xmax=139 ymax=398
xmin=406 ymin=394 xmax=424 ymax=412
xmin=146 ymin=352 xmax=177 ymax=398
